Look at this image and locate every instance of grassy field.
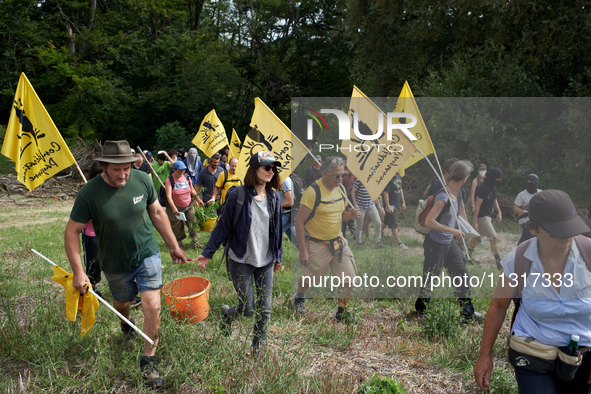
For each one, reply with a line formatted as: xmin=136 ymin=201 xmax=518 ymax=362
xmin=0 ymin=195 xmax=522 ymax=393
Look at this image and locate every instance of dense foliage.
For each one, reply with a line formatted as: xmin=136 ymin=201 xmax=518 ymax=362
xmin=1 ymin=0 xmax=590 ymax=201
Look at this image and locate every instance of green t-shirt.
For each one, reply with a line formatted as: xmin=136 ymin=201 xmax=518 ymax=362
xmin=151 ymin=161 xmax=172 ymax=190
xmin=70 ymin=170 xmax=160 ymax=274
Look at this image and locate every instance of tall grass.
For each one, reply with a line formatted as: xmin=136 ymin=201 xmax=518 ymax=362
xmin=0 ymin=197 xmax=519 ymax=392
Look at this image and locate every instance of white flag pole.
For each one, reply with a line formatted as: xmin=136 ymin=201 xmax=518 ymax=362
xmin=32 ymin=249 xmax=154 ymax=345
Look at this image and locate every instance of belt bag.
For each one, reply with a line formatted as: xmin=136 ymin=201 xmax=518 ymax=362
xmin=508 ymin=335 xmax=584 ymax=380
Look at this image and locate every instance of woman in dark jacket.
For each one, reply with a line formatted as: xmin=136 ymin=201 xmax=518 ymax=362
xmin=196 ymin=151 xmax=282 ymax=352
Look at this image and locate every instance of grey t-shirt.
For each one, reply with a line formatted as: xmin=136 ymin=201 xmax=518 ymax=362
xmin=229 ymin=196 xmax=272 ymax=267
xmin=428 ymin=190 xmax=460 ymax=245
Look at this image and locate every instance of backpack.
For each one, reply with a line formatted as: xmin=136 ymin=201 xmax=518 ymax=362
xmin=414 ymin=188 xmax=451 ymax=235
xmin=304 ymin=182 xmax=347 ymax=225
xmin=162 ymin=172 xmax=191 ymax=208
xmin=422 ymin=179 xmax=441 ymax=199
xmin=218 ymin=170 xmax=243 ymax=214
xmin=289 ymin=173 xmax=306 ymax=210
xmin=510 ymin=234 xmax=591 ymax=329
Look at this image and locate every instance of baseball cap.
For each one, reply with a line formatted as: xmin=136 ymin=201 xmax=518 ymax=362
xmin=173 ymin=161 xmax=187 ymax=170
xmin=528 ymin=190 xmax=589 ymax=239
xmin=146 ymin=151 xmax=153 ymax=157
xmin=249 ymin=151 xmax=281 ymax=167
xmin=314 ymin=154 xmax=322 ymax=162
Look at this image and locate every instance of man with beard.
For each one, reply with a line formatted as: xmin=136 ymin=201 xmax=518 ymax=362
xmin=195 ymin=153 xmax=223 ymax=205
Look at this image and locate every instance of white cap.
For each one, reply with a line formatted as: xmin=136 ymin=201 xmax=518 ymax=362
xmin=571 ymin=334 xmax=580 ymax=342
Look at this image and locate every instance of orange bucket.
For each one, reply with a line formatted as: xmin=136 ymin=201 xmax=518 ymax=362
xmin=162 ymin=276 xmax=211 ymax=324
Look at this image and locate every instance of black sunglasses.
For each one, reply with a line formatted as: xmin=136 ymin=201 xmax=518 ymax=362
xmin=264 ymin=165 xmax=276 ymax=172
xmin=334 ymin=173 xmax=344 ymax=179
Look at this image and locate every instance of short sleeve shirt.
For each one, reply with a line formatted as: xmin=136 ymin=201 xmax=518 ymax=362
xmin=475 ymin=183 xmax=497 ymax=218
xmin=70 ymin=170 xmax=159 ymax=274
xmin=165 ymin=175 xmax=192 ymax=207
xmin=301 ymin=181 xmax=345 ymax=240
xmin=384 ymin=174 xmax=402 ymax=208
xmin=280 ymin=177 xmax=293 ymax=213
xmin=215 ymin=171 xmax=243 ymax=204
xmin=197 ymin=166 xmax=224 ymax=201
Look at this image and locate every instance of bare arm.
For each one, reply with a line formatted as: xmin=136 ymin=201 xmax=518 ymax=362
xmin=473 ymin=197 xmax=483 ymax=230
xmin=209 ymin=186 xmax=219 ymax=203
xmin=459 ymin=199 xmax=468 ymax=221
xmin=470 ymin=179 xmax=478 ymax=209
xmin=295 ymin=204 xmax=312 ymax=266
xmin=425 ymin=199 xmax=465 ymax=240
xmin=147 ymin=201 xmax=186 ymax=264
xmin=399 ymin=187 xmax=406 ymax=212
xmin=64 ymin=219 xmax=91 ymax=293
xmin=474 ymin=280 xmax=517 ymax=391
xmin=165 ymin=181 xmax=178 ymax=216
xmin=351 ymin=186 xmax=359 ymax=209
xmin=494 ymin=199 xmax=502 ymax=222
xmin=382 ymin=190 xmax=392 ymax=213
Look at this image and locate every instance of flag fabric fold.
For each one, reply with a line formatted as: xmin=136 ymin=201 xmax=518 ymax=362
xmin=51 ymin=265 xmax=99 ymax=337
xmin=192 ymin=109 xmax=230 ymax=158
xmin=236 ymin=98 xmax=308 ymax=181
xmin=2 ymin=73 xmax=76 ymax=191
xmin=394 ymin=81 xmax=436 ymax=177
xmin=229 ymin=128 xmax=241 ymax=159
xmin=344 ymin=86 xmax=417 ymax=201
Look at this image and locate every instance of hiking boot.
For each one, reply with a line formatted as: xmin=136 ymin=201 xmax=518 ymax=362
xmin=335 ymin=310 xmax=361 ymax=325
xmin=140 ymin=356 xmax=164 ymax=389
xmin=461 ymin=311 xmax=485 ymax=324
xmin=376 ymin=242 xmax=386 ymax=249
xmin=397 ymin=242 xmax=408 ymax=250
xmin=220 ymin=305 xmax=232 ymax=337
xmin=495 ymin=258 xmax=503 ymax=270
xmin=121 ymin=318 xmax=136 ymax=339
xmin=130 ymin=296 xmax=142 ymax=308
xmin=294 ymin=297 xmax=305 ymax=314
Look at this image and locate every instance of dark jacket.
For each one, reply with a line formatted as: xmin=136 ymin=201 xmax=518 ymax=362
xmin=202 ymin=185 xmax=282 ymax=263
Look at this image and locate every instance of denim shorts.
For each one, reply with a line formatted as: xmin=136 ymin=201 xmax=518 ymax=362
xmin=104 ymin=253 xmax=163 ymax=302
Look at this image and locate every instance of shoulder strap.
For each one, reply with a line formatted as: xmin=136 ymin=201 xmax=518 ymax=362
xmin=574 ymin=235 xmax=591 ymax=270
xmin=304 ymin=183 xmax=321 ymax=225
xmin=231 ymin=186 xmax=246 ymax=230
xmin=221 ymin=168 xmax=228 ymax=189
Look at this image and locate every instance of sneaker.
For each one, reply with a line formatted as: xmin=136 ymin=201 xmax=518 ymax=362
xmin=335 ymin=310 xmax=361 ymax=325
xmin=220 ymin=305 xmax=232 ymax=337
xmin=121 ymin=318 xmax=136 ymax=339
xmin=397 ymin=242 xmax=408 ymax=250
xmin=375 ymin=242 xmax=386 ymax=249
xmin=130 ymin=296 xmax=142 ymax=308
xmin=294 ymin=297 xmax=305 ymax=314
xmin=140 ymin=356 xmax=164 ymax=389
xmin=495 ymin=258 xmax=502 ymax=270
xmin=461 ymin=311 xmax=485 ymax=324
xmin=356 ymin=240 xmax=365 ymax=246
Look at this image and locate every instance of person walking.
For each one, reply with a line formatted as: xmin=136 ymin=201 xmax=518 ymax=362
xmin=64 ymin=140 xmax=186 ymax=389
xmin=165 ymin=161 xmax=201 ymax=249
xmin=196 ymin=151 xmax=283 ymax=352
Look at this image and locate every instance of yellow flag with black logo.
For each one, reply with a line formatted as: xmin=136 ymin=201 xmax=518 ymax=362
xmin=394 ymin=81 xmax=436 ymax=177
xmin=2 ymin=73 xmax=76 ymax=191
xmin=229 ymin=128 xmax=241 ymax=159
xmin=192 ymin=109 xmax=230 ymax=158
xmin=51 ymin=265 xmax=99 ymax=338
xmin=235 ymin=98 xmax=308 ymax=182
xmin=344 ymin=86 xmax=417 ymax=201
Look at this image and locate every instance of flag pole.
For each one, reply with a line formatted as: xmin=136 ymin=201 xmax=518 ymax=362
xmin=137 ymin=146 xmax=165 ymax=189
xmin=31 ymin=249 xmax=155 ymax=345
xmin=74 ymin=162 xmax=88 ymax=183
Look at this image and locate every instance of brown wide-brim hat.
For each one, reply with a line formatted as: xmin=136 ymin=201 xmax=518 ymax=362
xmin=95 ymin=140 xmax=138 ymax=164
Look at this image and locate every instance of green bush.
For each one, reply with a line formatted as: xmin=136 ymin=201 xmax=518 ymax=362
xmin=154 ymin=121 xmax=193 ymax=153
xmin=421 ymin=299 xmax=461 ymax=340
xmin=358 ymin=374 xmax=407 ymax=394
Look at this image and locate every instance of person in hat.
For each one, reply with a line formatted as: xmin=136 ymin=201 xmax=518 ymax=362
xmin=165 ymin=160 xmax=200 ymax=248
xmin=64 ymin=140 xmax=186 ymax=389
xmin=304 ymin=154 xmax=323 ymax=187
xmin=196 ymin=151 xmax=283 ymax=353
xmin=474 ymin=190 xmax=591 ymax=393
xmin=514 ymin=174 xmax=542 ymax=245
xmin=469 ymin=167 xmax=504 ymax=268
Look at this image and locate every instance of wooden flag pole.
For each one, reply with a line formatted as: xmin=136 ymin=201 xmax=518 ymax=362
xmin=137 ymin=146 xmax=165 ymax=189
xmin=74 ymin=162 xmax=88 ymax=183
xmin=31 ymin=249 xmax=154 ymax=345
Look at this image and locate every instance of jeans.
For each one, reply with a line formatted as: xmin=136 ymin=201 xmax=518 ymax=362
xmin=514 ymin=351 xmax=591 ymax=394
xmin=225 ymin=259 xmax=274 ymax=347
xmin=282 ymin=211 xmax=297 ymax=248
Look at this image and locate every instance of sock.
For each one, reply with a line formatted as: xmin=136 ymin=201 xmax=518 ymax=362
xmin=469 ymin=248 xmax=474 ymax=255
xmin=494 ymin=254 xmax=501 ymax=261
xmin=295 ymin=292 xmax=305 ymax=300
xmin=337 ymin=306 xmax=345 ymax=314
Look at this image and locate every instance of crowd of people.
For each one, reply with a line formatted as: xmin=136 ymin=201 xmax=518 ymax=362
xmin=64 ymin=140 xmax=591 ymax=392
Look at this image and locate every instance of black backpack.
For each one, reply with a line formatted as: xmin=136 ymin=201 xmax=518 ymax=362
xmin=304 ymin=182 xmax=347 ymax=225
xmin=289 ymin=173 xmax=306 ymax=210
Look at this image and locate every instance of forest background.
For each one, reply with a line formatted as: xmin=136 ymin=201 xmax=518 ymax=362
xmin=1 ymin=0 xmax=591 ymax=202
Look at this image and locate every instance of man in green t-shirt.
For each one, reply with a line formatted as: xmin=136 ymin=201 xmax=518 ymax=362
xmin=64 ymin=140 xmax=186 ymax=389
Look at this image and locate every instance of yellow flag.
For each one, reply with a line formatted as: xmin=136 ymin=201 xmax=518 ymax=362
xmin=52 ymin=265 xmax=99 ymax=337
xmin=2 ymin=73 xmax=76 ymax=191
xmin=192 ymin=109 xmax=230 ymax=158
xmin=394 ymin=81 xmax=436 ymax=177
xmin=344 ymin=86 xmax=416 ymax=201
xmin=236 ymin=98 xmax=308 ymax=181
xmin=229 ymin=128 xmax=241 ymax=159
